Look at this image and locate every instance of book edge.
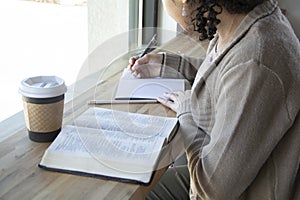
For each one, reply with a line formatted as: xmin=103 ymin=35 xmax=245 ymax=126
xmin=38 ymin=163 xmax=155 ymax=186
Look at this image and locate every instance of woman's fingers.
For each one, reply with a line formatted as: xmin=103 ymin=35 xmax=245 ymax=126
xmin=157 ymin=92 xmax=178 ymax=112
xmin=157 ymin=91 xmax=187 ymax=112
xmin=157 ymin=96 xmax=173 ymax=109
xmin=163 ymin=92 xmax=180 ymax=102
xmin=128 ymin=53 xmax=163 ymax=78
xmin=128 ymin=56 xmax=139 ymax=70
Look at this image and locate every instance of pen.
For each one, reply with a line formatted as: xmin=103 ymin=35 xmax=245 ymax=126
xmin=88 ymin=99 xmax=158 ymax=105
xmin=138 ymin=34 xmax=158 ymax=58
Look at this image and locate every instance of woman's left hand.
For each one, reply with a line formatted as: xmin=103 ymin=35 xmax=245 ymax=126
xmin=157 ymin=90 xmax=191 ymax=114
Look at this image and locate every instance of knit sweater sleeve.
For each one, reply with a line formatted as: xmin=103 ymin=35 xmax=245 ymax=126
xmin=160 ymin=52 xmax=204 ymax=85
xmin=180 ymin=60 xmax=292 ymax=199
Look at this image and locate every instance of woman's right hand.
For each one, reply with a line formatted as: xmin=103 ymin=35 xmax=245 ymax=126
xmin=127 ymin=53 xmax=164 ymax=78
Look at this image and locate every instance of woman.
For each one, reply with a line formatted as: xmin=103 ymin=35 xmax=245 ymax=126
xmin=129 ymin=0 xmax=300 ymax=199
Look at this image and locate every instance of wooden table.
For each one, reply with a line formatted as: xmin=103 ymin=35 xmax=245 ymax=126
xmin=0 ymin=33 xmax=207 ymax=200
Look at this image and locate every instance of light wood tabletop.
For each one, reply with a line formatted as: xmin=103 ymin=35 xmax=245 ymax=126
xmin=0 ymin=33 xmax=207 ymax=200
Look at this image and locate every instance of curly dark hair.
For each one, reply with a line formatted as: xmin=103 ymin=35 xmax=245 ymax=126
xmin=190 ymin=0 xmax=267 ymax=41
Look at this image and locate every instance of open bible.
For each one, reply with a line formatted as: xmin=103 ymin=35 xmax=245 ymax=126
xmin=39 ymin=107 xmax=178 ymax=185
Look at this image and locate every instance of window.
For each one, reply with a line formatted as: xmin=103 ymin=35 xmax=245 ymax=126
xmin=0 ymin=0 xmax=135 ymax=122
xmin=0 ymin=0 xmax=165 ymax=123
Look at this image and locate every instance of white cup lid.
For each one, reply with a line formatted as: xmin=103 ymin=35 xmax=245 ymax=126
xmin=19 ymin=76 xmax=67 ymax=98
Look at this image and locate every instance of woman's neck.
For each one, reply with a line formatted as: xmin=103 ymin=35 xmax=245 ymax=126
xmin=216 ymin=11 xmax=246 ymax=51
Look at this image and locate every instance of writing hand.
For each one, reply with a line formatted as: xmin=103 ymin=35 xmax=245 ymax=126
xmin=127 ymin=53 xmax=164 ymax=78
xmin=128 ymin=56 xmax=139 ymax=71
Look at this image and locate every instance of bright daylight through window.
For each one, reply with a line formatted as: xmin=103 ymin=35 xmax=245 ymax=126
xmin=0 ymin=0 xmax=130 ymax=122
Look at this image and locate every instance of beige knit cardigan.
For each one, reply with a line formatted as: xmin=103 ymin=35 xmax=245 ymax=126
xmin=160 ymin=0 xmax=300 ymax=199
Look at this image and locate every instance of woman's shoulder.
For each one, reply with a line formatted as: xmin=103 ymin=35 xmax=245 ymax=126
xmin=222 ymin=16 xmax=300 ymax=73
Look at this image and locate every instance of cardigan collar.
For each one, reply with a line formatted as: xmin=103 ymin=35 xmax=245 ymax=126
xmin=193 ymin=0 xmax=279 ymax=88
xmin=207 ymin=0 xmax=278 ymax=64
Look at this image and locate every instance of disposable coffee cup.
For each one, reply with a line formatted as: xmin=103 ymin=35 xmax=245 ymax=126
xmin=19 ymin=76 xmax=67 ymax=142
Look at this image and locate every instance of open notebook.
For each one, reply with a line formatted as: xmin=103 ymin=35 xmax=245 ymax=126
xmin=39 ymin=107 xmax=178 ymax=185
xmin=115 ymin=69 xmax=185 ymax=100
